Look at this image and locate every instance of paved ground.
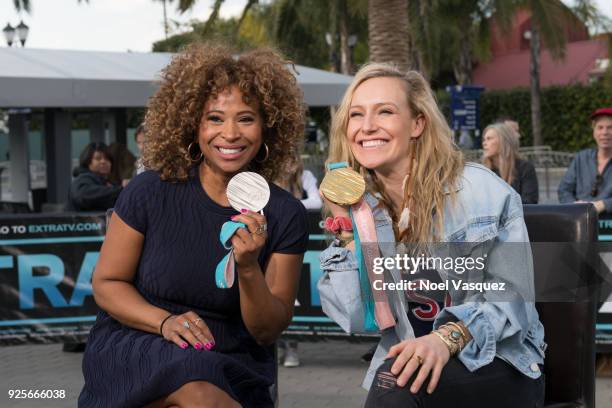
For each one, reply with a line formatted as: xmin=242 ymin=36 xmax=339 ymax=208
xmin=0 ymin=340 xmax=610 ymax=408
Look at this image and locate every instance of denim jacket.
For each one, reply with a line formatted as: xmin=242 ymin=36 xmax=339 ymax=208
xmin=318 ymin=163 xmax=546 ymax=390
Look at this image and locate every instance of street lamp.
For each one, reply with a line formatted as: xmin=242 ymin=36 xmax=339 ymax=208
xmin=3 ymin=23 xmax=15 ymax=47
xmin=16 ymin=21 xmax=29 ymax=46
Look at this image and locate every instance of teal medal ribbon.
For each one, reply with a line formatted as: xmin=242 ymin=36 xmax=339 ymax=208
xmin=215 ymin=220 xmax=246 ymax=289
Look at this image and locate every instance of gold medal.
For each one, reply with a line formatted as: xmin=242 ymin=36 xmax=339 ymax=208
xmin=320 ymin=166 xmax=366 ymax=205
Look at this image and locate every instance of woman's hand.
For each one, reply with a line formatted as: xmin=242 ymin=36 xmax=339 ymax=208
xmin=386 ymin=333 xmax=451 ymax=394
xmin=161 ymin=311 xmax=216 ymax=350
xmin=230 ymin=210 xmax=267 ymax=268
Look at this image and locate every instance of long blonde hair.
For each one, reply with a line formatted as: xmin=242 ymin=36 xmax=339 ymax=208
xmin=327 ymin=63 xmax=464 ymax=243
xmin=482 ymin=123 xmax=519 ymax=185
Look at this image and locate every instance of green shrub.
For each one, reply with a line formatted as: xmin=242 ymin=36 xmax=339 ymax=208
xmin=480 ymin=84 xmax=611 ymax=151
xmin=437 ymin=83 xmax=611 ymax=151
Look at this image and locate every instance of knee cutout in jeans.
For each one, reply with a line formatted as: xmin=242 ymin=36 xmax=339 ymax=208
xmin=375 ymin=370 xmax=397 ymax=390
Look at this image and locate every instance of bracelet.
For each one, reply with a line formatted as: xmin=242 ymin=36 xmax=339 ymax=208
xmin=445 ymin=321 xmax=471 ymax=343
xmin=159 ymin=314 xmax=174 ymax=336
xmin=432 ymin=330 xmax=459 ymax=356
xmin=438 ymin=323 xmax=469 ymax=353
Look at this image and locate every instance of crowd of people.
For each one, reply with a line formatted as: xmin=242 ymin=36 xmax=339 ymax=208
xmin=57 ymin=41 xmax=612 ymax=407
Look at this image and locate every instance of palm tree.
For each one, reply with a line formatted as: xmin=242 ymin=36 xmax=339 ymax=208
xmin=518 ymin=0 xmax=571 ymax=146
xmin=12 ymin=0 xmax=88 ymax=13
xmin=12 ymin=0 xmax=30 ymax=12
xmin=368 ymin=0 xmax=410 ymax=71
xmin=174 ymin=0 xmax=258 ymax=37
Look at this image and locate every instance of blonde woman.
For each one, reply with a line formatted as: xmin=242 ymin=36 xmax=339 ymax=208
xmin=318 ymin=64 xmax=545 ymax=407
xmin=482 ymin=123 xmax=539 ymax=204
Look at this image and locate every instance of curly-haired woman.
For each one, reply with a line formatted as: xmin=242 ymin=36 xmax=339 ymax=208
xmin=318 ymin=64 xmax=546 ymax=407
xmin=78 ymin=43 xmax=308 ymax=408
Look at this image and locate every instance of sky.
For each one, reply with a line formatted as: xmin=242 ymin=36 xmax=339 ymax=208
xmin=0 ymin=0 xmax=611 ymax=53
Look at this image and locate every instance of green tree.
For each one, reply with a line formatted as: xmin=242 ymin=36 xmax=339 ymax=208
xmin=152 ymin=6 xmax=273 ymax=53
xmin=272 ymin=0 xmax=367 ymax=71
xmin=172 ymin=0 xmax=258 ymax=37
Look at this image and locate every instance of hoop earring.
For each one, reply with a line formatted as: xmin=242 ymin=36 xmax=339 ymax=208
xmin=187 ymin=142 xmax=203 ymax=163
xmin=256 ymin=143 xmax=269 ymax=163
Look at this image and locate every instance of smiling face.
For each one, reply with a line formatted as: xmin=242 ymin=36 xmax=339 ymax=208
xmin=198 ymin=86 xmax=263 ymax=177
xmin=593 ymin=116 xmax=612 ymax=151
xmin=347 ymin=77 xmax=424 ymax=175
xmin=482 ymin=128 xmax=500 ymax=158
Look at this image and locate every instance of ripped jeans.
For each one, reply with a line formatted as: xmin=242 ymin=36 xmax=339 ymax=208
xmin=364 ymin=357 xmax=544 ymax=408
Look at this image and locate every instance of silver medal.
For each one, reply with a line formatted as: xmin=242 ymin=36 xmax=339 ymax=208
xmin=227 ymin=172 xmax=270 ymax=213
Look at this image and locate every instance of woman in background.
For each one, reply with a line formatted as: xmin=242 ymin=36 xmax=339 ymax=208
xmin=482 ymin=122 xmax=539 ymax=204
xmin=66 ymin=142 xmax=124 ymax=212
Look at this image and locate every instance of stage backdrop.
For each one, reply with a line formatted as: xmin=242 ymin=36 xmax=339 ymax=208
xmin=0 ymin=211 xmax=361 ymax=345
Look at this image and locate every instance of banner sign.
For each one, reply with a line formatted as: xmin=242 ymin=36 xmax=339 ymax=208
xmin=0 ymin=213 xmax=105 ymax=345
xmin=0 ymin=211 xmax=352 ymax=345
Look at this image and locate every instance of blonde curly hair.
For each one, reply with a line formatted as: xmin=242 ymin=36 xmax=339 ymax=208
xmin=143 ymin=42 xmax=305 ymax=181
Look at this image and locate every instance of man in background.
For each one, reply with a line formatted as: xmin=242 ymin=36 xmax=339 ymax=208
xmin=558 ymin=107 xmax=612 ymax=215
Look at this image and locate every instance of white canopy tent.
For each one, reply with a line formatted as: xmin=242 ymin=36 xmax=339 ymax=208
xmin=0 ymin=48 xmax=353 ymax=108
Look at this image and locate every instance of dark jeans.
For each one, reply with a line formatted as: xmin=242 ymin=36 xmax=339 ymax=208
xmin=364 ymin=357 xmax=544 ymax=408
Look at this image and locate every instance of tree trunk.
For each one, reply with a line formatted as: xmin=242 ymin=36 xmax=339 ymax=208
xmin=162 ymin=0 xmax=169 ymax=39
xmin=529 ymin=25 xmax=543 ymax=146
xmin=453 ymin=33 xmax=473 ymax=85
xmin=338 ymin=0 xmax=352 ymax=75
xmin=368 ymin=0 xmax=410 ymax=71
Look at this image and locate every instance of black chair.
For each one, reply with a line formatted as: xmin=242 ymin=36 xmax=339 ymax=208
xmin=524 ymin=204 xmax=599 ymax=408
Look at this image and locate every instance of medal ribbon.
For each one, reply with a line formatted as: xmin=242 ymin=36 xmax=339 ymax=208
xmin=326 ymin=162 xmax=396 ymax=332
xmin=214 ymin=221 xmax=246 ymax=289
xmin=351 ymin=200 xmax=396 ymax=331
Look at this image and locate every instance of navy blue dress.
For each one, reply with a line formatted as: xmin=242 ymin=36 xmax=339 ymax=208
xmin=79 ymin=170 xmax=308 ymax=407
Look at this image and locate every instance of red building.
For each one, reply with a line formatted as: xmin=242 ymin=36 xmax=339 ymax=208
xmin=473 ymin=6 xmax=609 ymax=90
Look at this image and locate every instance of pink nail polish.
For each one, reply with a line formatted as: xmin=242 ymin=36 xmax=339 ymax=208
xmin=240 ymin=208 xmax=247 ymax=213
xmin=194 ymin=342 xmax=202 ymax=350
xmin=181 ymin=342 xmax=188 ymax=349
xmin=204 ymin=342 xmax=214 ymax=350
xmin=230 ymin=215 xmax=237 ymax=221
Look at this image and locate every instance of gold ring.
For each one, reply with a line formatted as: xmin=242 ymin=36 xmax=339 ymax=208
xmin=414 ymin=355 xmax=423 ymax=365
xmin=193 ymin=318 xmax=202 ymax=326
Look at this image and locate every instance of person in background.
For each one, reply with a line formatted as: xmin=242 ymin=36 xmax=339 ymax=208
xmin=558 ymin=107 xmax=612 ymax=215
xmin=134 ymin=124 xmax=146 ymax=175
xmin=107 ymin=142 xmax=136 ymax=186
xmin=494 ymin=115 xmax=520 ymax=140
xmin=482 ymin=123 xmax=539 ymax=204
xmin=274 ymin=152 xmax=323 ymax=367
xmin=276 ymin=151 xmax=323 ymax=211
xmin=63 ymin=142 xmax=124 ymax=352
xmin=66 ymin=142 xmax=125 ymax=212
